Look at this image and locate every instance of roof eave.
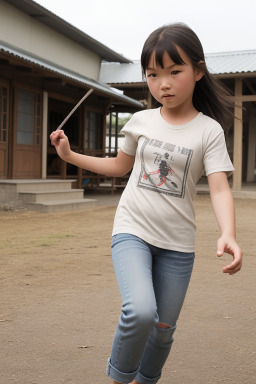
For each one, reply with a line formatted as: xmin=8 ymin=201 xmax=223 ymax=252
xmin=215 ymin=71 xmax=256 ymax=78
xmin=0 ymin=43 xmax=143 ymax=109
xmin=108 ymin=82 xmax=147 ymax=88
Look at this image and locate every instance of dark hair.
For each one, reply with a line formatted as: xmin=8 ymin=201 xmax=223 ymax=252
xmin=141 ymin=23 xmax=234 ymax=131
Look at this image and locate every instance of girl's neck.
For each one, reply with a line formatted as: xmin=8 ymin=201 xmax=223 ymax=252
xmin=160 ymin=105 xmax=199 ymax=126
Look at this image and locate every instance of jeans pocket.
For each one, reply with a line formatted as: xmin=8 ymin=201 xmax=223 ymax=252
xmin=111 ymin=233 xmax=134 ymax=249
xmin=111 ymin=234 xmax=118 ymax=248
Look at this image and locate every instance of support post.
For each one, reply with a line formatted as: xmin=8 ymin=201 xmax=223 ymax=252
xmin=77 ymin=167 xmax=82 ymax=189
xmin=115 ymin=112 xmax=118 ymax=156
xmin=42 ymin=91 xmax=48 ymax=179
xmin=233 ymin=78 xmax=243 ymax=190
xmin=246 ymin=113 xmax=256 ymax=182
xmin=109 ymin=112 xmax=112 ymax=156
xmin=147 ymin=91 xmax=152 ymax=109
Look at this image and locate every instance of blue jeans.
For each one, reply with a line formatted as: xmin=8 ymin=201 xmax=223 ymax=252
xmin=106 ymin=234 xmax=195 ymax=384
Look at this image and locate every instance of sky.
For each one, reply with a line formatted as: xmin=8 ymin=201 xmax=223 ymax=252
xmin=35 ymin=0 xmax=256 ymax=60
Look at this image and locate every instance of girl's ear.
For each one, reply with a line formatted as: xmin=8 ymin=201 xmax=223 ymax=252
xmin=195 ymin=61 xmax=205 ymax=81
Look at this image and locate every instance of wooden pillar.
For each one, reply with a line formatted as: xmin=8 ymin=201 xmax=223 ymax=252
xmin=115 ymin=112 xmax=118 ymax=156
xmin=108 ymin=112 xmax=112 ymax=155
xmin=102 ymin=112 xmax=107 ymax=157
xmin=77 ymin=167 xmax=82 ymax=189
xmin=233 ymin=78 xmax=243 ymax=190
xmin=246 ymin=113 xmax=256 ymax=182
xmin=147 ymin=90 xmax=152 ymax=109
xmin=42 ymin=91 xmax=48 ymax=179
xmin=60 ymin=160 xmax=67 ymax=179
xmin=104 ymin=99 xmax=113 ymax=157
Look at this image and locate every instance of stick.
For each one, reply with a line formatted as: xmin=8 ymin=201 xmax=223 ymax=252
xmin=56 ymin=88 xmax=94 ymax=131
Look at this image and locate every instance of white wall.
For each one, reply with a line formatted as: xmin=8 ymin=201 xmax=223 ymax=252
xmin=0 ymin=1 xmax=101 ymax=80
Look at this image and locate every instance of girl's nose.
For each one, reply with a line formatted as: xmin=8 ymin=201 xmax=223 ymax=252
xmin=160 ymin=77 xmax=171 ymax=90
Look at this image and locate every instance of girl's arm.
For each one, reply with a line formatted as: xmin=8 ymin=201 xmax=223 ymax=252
xmin=50 ymin=129 xmax=135 ymax=177
xmin=207 ymin=172 xmax=242 ymax=275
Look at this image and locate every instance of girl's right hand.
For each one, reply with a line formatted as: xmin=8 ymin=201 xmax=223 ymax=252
xmin=50 ymin=130 xmax=71 ymax=161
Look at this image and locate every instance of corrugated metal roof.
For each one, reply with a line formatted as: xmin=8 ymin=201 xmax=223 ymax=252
xmin=0 ymin=42 xmax=144 ymax=109
xmin=100 ymin=61 xmax=144 ymax=84
xmin=4 ymin=0 xmax=131 ymax=64
xmin=205 ymin=50 xmax=256 ymax=74
xmin=100 ymin=50 xmax=256 ymax=84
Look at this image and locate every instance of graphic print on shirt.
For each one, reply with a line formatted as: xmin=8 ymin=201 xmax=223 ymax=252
xmin=138 ymin=138 xmax=193 ymax=198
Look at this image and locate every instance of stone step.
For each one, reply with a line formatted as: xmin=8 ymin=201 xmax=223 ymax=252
xmin=27 ymin=198 xmax=96 ymax=213
xmin=19 ymin=189 xmax=84 ymax=203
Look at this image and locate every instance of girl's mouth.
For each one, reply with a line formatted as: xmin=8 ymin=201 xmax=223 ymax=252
xmin=163 ymin=94 xmax=174 ymax=99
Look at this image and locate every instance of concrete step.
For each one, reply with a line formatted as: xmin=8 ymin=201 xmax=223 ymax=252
xmin=27 ymin=198 xmax=96 ymax=213
xmin=0 ymin=179 xmax=101 ymax=212
xmin=19 ymin=189 xmax=84 ymax=203
xmin=14 ymin=179 xmax=76 ymax=192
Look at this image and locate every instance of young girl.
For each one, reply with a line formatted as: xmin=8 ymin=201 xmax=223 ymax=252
xmin=50 ymin=23 xmax=242 ymax=384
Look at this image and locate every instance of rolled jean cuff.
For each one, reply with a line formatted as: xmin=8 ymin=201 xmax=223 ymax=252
xmin=106 ymin=358 xmax=140 ymax=383
xmin=135 ymin=371 xmax=161 ymax=384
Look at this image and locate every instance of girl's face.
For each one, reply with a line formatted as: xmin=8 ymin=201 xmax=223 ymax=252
xmin=146 ymin=47 xmax=204 ymax=118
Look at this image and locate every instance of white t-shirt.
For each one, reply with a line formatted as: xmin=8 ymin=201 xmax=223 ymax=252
xmin=112 ymin=108 xmax=234 ymax=252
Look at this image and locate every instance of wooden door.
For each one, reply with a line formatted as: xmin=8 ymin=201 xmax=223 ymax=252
xmin=13 ymin=88 xmax=42 ymax=179
xmin=0 ymin=83 xmax=9 ymax=178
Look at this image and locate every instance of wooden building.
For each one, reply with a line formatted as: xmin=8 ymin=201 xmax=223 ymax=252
xmin=0 ymin=0 xmax=143 ymax=186
xmin=1 ymin=0 xmax=255 ymax=201
xmin=100 ymin=53 xmax=256 ymax=191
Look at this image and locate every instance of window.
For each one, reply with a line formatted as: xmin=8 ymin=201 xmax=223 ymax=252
xmin=106 ymin=112 xmax=132 ymax=155
xmin=85 ymin=111 xmax=103 ymax=150
xmin=16 ymin=89 xmax=41 ymax=145
xmin=0 ymin=87 xmax=8 ymax=143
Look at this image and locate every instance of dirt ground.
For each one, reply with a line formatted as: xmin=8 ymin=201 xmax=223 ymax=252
xmin=0 ymin=194 xmax=255 ymax=384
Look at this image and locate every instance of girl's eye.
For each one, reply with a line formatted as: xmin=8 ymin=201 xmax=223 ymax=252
xmin=171 ymin=70 xmax=180 ymax=75
xmin=147 ymin=73 xmax=157 ymax=78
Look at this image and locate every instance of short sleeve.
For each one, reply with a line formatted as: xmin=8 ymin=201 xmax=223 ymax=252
xmin=203 ymin=130 xmax=234 ymax=177
xmin=120 ymin=115 xmax=137 ymax=156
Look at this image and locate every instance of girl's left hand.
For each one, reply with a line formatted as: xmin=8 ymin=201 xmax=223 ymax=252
xmin=216 ymin=236 xmax=242 ymax=275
